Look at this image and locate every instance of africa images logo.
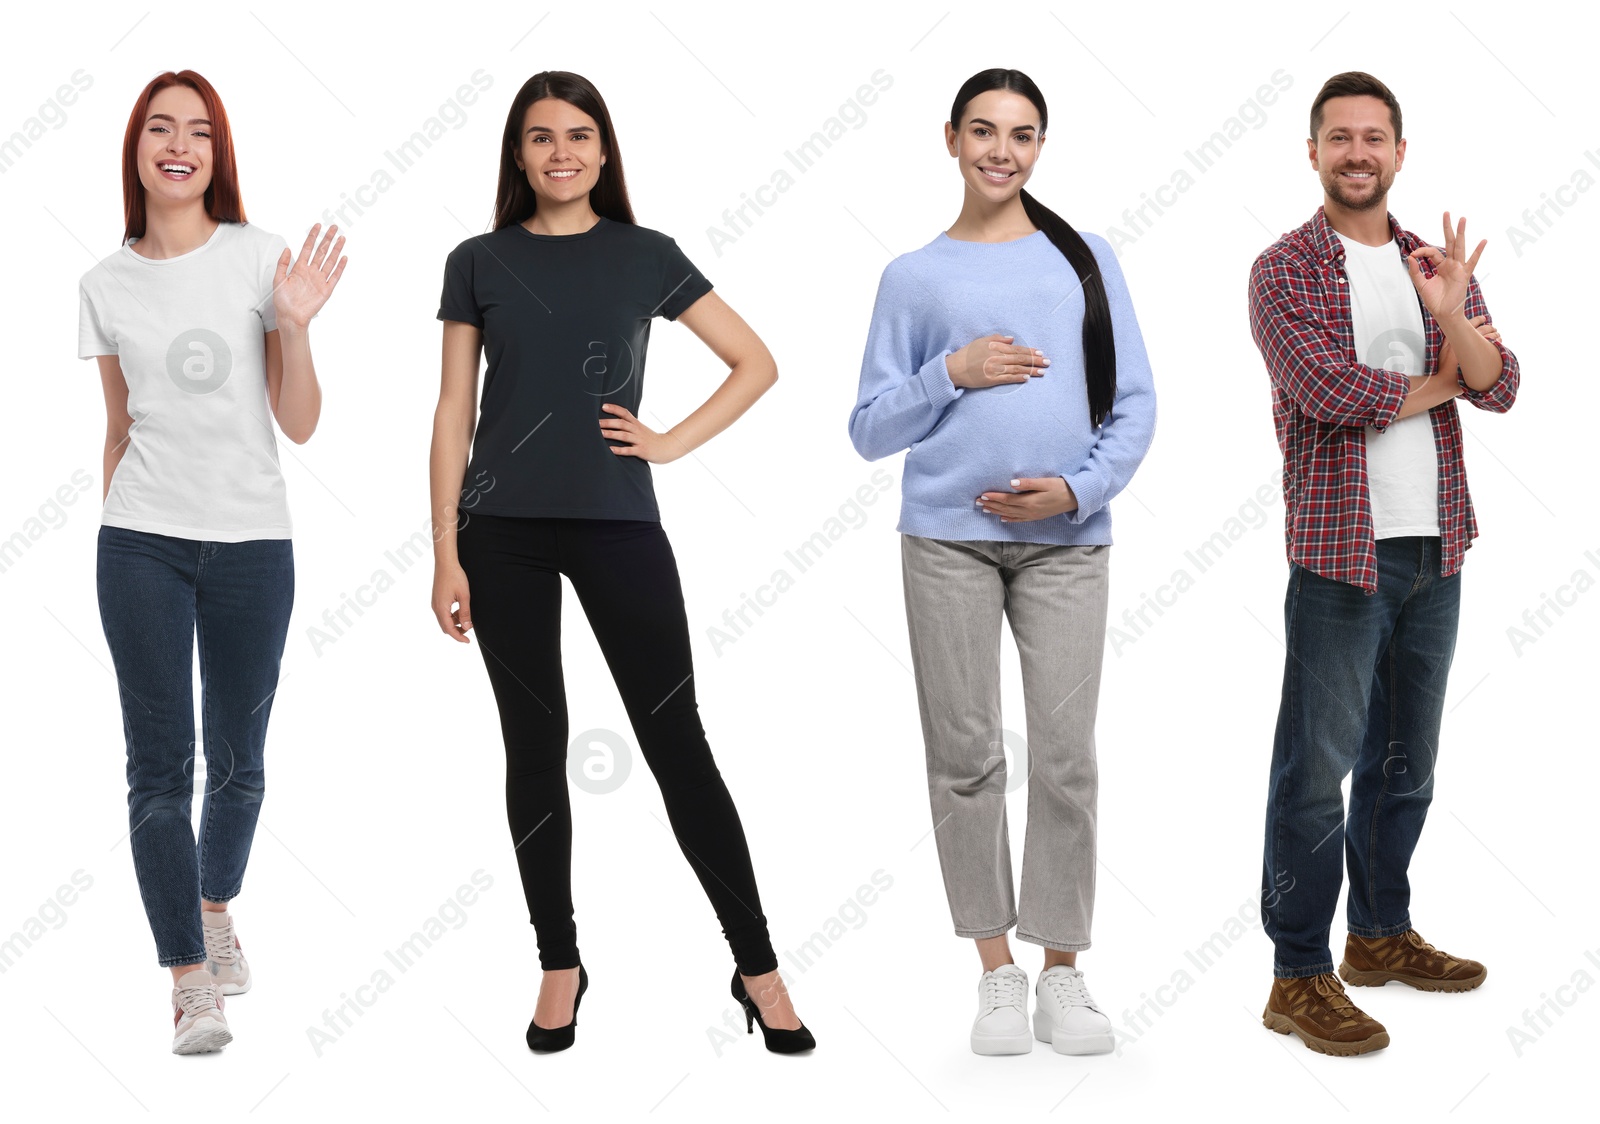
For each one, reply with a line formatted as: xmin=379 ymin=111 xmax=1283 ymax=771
xmin=165 ymin=328 xmax=233 ymax=394
xmin=1366 ymin=327 xmax=1424 ymax=376
xmin=582 ymin=334 xmax=638 ymax=397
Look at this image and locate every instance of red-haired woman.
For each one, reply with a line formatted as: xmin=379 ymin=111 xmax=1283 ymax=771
xmin=431 ymin=71 xmax=812 ymax=1054
xmin=79 ymin=70 xmax=346 ymax=1054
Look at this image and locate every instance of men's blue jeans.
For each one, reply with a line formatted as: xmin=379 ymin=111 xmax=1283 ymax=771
xmin=1261 ymin=536 xmax=1459 ymax=978
xmin=96 ymin=526 xmax=294 ymax=967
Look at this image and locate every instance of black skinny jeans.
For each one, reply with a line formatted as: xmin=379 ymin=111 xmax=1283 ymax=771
xmin=456 ymin=513 xmax=778 ymax=975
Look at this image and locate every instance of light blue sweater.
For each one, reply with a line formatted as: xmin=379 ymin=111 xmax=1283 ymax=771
xmin=849 ymin=229 xmax=1156 ymax=545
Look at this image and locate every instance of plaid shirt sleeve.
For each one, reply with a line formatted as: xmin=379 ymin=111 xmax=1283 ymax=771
xmin=1250 ymin=209 xmax=1520 ymax=594
xmin=1452 ymin=274 xmax=1520 ymax=413
xmin=1247 ymin=251 xmax=1411 ymax=430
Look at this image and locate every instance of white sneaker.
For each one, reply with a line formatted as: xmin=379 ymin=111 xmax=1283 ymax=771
xmin=203 ymin=909 xmax=252 ymax=994
xmin=1033 ymin=964 xmax=1114 ymax=1055
xmin=971 ymin=964 xmax=1032 ymax=1055
xmin=172 ymin=968 xmax=232 ymax=1054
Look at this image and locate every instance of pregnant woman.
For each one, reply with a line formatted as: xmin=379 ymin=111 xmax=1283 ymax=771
xmin=81 ymin=70 xmax=344 ymax=1054
xmin=849 ymin=68 xmax=1156 ymax=1056
xmin=430 ymin=71 xmax=812 ymax=1055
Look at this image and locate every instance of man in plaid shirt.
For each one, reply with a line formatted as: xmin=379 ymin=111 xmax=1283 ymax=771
xmin=1248 ymin=71 xmax=1519 ymax=1057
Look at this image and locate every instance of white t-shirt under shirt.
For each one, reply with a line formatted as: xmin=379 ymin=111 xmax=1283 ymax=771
xmin=78 ymin=221 xmax=293 ymax=541
xmin=1337 ymin=233 xmax=1440 ymax=539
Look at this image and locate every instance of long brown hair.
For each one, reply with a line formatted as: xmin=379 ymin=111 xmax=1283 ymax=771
xmin=493 ymin=71 xmax=634 ymax=231
xmin=950 ymin=69 xmax=1117 ymax=427
xmin=120 ymin=70 xmax=245 ymax=243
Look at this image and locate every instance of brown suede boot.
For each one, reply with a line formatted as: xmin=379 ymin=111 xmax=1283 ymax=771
xmin=1262 ymin=972 xmax=1389 ymax=1056
xmin=1339 ymin=928 xmax=1486 ymax=992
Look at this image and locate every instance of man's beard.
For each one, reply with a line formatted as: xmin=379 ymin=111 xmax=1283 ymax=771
xmin=1322 ymin=164 xmax=1394 ymax=212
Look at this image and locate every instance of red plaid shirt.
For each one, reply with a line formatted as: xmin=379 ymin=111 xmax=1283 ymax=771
xmin=1248 ymin=206 xmax=1519 ymax=593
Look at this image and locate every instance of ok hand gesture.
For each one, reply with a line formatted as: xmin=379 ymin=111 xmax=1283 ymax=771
xmin=1406 ymin=212 xmax=1485 ymax=323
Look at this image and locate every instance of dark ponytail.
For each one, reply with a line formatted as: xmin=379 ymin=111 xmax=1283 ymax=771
xmin=951 ymin=70 xmax=1117 ymax=427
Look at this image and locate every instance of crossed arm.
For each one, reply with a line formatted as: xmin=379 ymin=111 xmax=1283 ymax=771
xmin=1249 ymin=213 xmax=1517 ymax=427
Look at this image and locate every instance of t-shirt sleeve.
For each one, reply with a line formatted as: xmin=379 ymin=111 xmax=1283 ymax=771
xmin=258 ymin=234 xmax=289 ymax=332
xmin=655 ymin=237 xmax=713 ymax=321
xmin=78 ymin=280 xmax=115 ymax=359
xmin=438 ymin=244 xmax=483 ymax=327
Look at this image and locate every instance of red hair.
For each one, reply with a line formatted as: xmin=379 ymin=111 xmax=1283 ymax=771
xmin=121 ymin=70 xmax=245 ymax=243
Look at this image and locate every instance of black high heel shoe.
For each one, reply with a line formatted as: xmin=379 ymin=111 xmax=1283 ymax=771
xmin=731 ymin=968 xmax=816 ymax=1054
xmin=526 ymin=965 xmax=587 ymax=1053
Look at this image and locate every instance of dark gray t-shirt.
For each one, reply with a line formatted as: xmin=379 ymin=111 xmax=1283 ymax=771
xmin=438 ymin=217 xmax=712 ymax=520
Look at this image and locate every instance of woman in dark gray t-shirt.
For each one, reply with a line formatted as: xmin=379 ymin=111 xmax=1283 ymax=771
xmin=430 ymin=70 xmax=813 ymax=1055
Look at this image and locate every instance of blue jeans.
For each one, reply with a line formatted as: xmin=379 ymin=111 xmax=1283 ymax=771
xmin=96 ymin=526 xmax=294 ymax=967
xmin=1261 ymin=536 xmax=1459 ymax=979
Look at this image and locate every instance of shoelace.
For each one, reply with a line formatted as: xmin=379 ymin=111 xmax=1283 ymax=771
xmin=1041 ymin=969 xmax=1102 ymax=1014
xmin=981 ymin=969 xmax=1028 ymax=1014
xmin=1402 ymin=930 xmax=1441 ymax=955
xmin=1311 ymin=972 xmax=1361 ymax=1017
xmin=175 ymin=981 xmax=220 ymax=1018
xmin=202 ymin=918 xmax=238 ymax=966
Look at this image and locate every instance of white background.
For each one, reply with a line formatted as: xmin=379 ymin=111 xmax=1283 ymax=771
xmin=2 ymin=1 xmax=1592 ymax=1120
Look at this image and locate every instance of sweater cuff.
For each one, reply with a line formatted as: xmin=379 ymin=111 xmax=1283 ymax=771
xmin=916 ymin=351 xmax=963 ymax=411
xmin=1059 ymin=465 xmax=1105 ymax=525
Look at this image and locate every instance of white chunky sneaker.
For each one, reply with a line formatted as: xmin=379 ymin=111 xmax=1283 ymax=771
xmin=971 ymin=964 xmax=1032 ymax=1055
xmin=171 ymin=968 xmax=232 ymax=1054
xmin=1033 ymin=964 xmax=1114 ymax=1055
xmin=203 ymin=909 xmax=252 ymax=995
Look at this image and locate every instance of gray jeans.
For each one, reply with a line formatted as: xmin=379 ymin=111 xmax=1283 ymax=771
xmin=901 ymin=534 xmax=1110 ymax=952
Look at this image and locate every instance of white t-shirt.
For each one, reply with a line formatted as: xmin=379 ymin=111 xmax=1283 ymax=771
xmin=1337 ymin=233 xmax=1440 ymax=539
xmin=79 ymin=221 xmax=293 ymax=541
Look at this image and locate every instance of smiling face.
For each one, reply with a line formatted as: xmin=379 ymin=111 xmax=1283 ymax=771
xmin=515 ymin=97 xmax=604 ymax=205
xmin=137 ymin=83 xmax=213 ymax=204
xmin=1309 ymin=94 xmax=1404 ymax=213
xmin=945 ymin=89 xmax=1043 ymax=200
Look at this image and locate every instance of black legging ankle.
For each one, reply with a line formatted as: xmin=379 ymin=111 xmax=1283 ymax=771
xmin=455 ymin=513 xmax=778 ymax=975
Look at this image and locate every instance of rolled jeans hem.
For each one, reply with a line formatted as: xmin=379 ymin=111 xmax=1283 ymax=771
xmin=159 ymin=952 xmax=209 ymax=969
xmin=1273 ymin=961 xmax=1337 ymax=980
xmin=1347 ymin=919 xmax=1413 ymax=939
xmin=1015 ymin=930 xmax=1090 ymax=953
xmin=956 ymin=920 xmax=1017 ymax=941
xmin=200 ymin=888 xmax=242 ymax=904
